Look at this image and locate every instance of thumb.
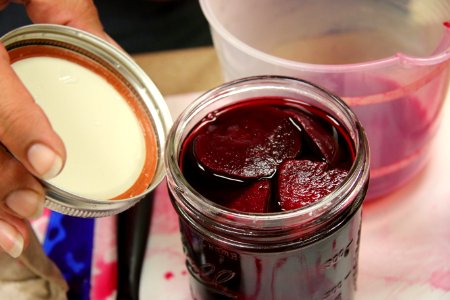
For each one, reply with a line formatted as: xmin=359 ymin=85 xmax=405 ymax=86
xmin=22 ymin=0 xmax=122 ymax=49
xmin=0 ymin=44 xmax=66 ymax=179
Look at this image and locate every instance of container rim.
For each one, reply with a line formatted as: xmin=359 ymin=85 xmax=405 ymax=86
xmin=199 ymin=0 xmax=450 ymax=72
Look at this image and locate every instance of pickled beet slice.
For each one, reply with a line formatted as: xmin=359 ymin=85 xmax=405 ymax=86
xmin=288 ymin=110 xmax=339 ymax=165
xmin=278 ymin=160 xmax=348 ymax=211
xmin=194 ymin=106 xmax=302 ymax=179
xmin=225 ymin=180 xmax=271 ymax=213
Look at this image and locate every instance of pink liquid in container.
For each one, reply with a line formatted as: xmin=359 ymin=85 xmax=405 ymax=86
xmin=200 ymin=0 xmax=450 ymax=199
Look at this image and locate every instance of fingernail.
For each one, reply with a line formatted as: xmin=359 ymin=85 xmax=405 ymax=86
xmin=0 ymin=220 xmax=24 ymax=258
xmin=27 ymin=143 xmax=63 ymax=179
xmin=6 ymin=190 xmax=44 ymax=219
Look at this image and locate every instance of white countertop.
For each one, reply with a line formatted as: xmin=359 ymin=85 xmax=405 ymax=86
xmin=136 ymin=90 xmax=450 ymax=299
xmin=32 ymin=88 xmax=450 ymax=300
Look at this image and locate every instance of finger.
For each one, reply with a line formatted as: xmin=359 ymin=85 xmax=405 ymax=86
xmin=0 ymin=154 xmax=37 ymax=259
xmin=0 ymin=146 xmax=45 ymax=257
xmin=0 ymin=45 xmax=65 ymax=179
xmin=22 ymin=0 xmax=122 ymax=49
xmin=0 ymin=219 xmax=24 ymax=258
xmin=0 ymin=213 xmax=29 ymax=258
xmin=0 ymin=147 xmax=45 ymax=220
xmin=23 ymin=0 xmax=107 ymax=39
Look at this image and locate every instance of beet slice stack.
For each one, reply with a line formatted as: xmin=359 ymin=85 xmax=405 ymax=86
xmin=190 ymin=103 xmax=349 ymax=213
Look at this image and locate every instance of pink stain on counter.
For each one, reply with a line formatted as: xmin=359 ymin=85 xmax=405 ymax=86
xmin=91 ymin=216 xmax=118 ymax=300
xmin=146 ymin=246 xmax=185 ymax=259
xmin=31 ymin=208 xmax=52 ymax=243
xmin=429 ymin=269 xmax=450 ymax=291
xmin=165 ymin=271 xmax=174 ymax=280
xmin=150 ymin=180 xmax=180 ymax=234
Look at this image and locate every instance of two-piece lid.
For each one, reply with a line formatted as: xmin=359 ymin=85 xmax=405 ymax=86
xmin=1 ymin=24 xmax=172 ymax=217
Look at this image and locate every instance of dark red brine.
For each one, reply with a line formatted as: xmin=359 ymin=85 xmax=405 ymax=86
xmin=165 ymin=76 xmax=369 ymax=300
xmin=180 ymin=98 xmax=354 ymax=213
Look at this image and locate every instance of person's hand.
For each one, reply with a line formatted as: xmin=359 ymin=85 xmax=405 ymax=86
xmin=0 ymin=0 xmax=112 ymax=258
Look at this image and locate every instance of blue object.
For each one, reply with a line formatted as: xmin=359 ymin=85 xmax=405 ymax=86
xmin=43 ymin=212 xmax=95 ymax=300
